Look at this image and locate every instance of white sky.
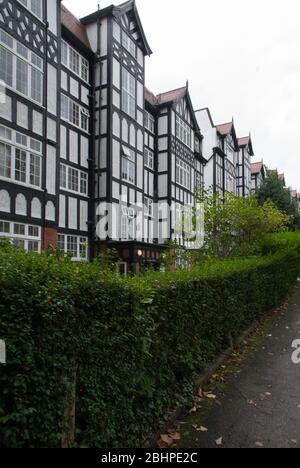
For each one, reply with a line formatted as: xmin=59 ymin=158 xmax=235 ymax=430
xmin=63 ymin=0 xmax=300 ymax=191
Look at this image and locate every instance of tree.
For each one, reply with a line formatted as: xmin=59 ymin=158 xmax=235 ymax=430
xmin=256 ymin=172 xmax=300 ymax=229
xmin=186 ymin=190 xmax=290 ymax=262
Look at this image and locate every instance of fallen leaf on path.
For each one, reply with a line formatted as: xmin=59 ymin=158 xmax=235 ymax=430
xmin=205 ymin=393 xmax=217 ymax=399
xmin=265 ymin=392 xmax=272 ymax=396
xmin=255 ymin=441 xmax=264 ymax=448
xmin=248 ymin=400 xmax=257 ymax=407
xmin=169 ymin=432 xmax=181 ymax=440
xmin=189 ymin=406 xmax=197 ymax=414
xmin=215 ymin=437 xmax=223 ymax=446
xmin=291 ymin=439 xmax=297 ymax=444
xmin=192 ymin=424 xmax=208 ymax=432
xmin=198 ymin=388 xmax=203 ymax=398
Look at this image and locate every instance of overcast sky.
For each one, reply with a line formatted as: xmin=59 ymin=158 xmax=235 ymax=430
xmin=63 ymin=0 xmax=300 ymax=191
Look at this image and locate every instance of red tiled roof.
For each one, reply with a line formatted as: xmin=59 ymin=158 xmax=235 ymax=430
xmin=216 ymin=122 xmax=233 ymax=136
xmin=145 ymin=88 xmax=158 ymax=106
xmin=238 ymin=136 xmax=250 ymax=147
xmin=156 ymin=86 xmax=186 ymax=105
xmin=61 ymin=4 xmax=91 ymax=49
xmin=251 ymin=162 xmax=263 ymax=175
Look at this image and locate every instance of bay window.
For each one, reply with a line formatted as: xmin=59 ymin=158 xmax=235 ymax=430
xmin=0 ymin=220 xmax=41 ymax=252
xmin=0 ymin=125 xmax=42 ymax=188
xmin=0 ymin=30 xmax=43 ymax=104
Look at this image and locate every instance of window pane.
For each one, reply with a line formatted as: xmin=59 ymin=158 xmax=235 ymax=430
xmin=61 ymin=95 xmax=69 ymax=120
xmin=80 ymin=172 xmax=87 ymax=194
xmin=31 ymin=0 xmax=42 ymax=19
xmin=15 ymin=149 xmax=27 ymax=183
xmin=67 ymin=236 xmax=78 ymax=257
xmin=14 ymin=223 xmax=25 ymax=236
xmin=68 ymin=167 xmax=78 ymax=192
xmin=28 ymin=225 xmax=39 ymax=237
xmin=16 ymin=58 xmax=28 ymax=95
xmin=60 ymin=164 xmax=67 ymax=188
xmin=0 ymin=46 xmax=13 ymax=87
xmin=0 ymin=142 xmax=11 ymax=178
xmin=29 ymin=154 xmax=41 ymax=186
xmin=13 ymin=239 xmax=25 ymax=250
xmin=31 ymin=67 xmax=42 ymax=103
xmin=70 ymin=49 xmax=79 ymax=75
xmin=0 ymin=221 xmax=10 ymax=233
xmin=81 ymin=58 xmax=89 ymax=81
xmin=58 ymin=234 xmax=65 ymax=252
xmin=28 ymin=240 xmax=39 ymax=252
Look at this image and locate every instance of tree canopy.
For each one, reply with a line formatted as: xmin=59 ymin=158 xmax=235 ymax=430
xmin=256 ymin=172 xmax=300 ymax=230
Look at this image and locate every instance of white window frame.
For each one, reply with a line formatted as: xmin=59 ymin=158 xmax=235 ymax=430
xmin=59 ymin=163 xmax=88 ymax=197
xmin=0 ymin=220 xmax=41 ymax=252
xmin=61 ymin=40 xmax=89 ymax=83
xmin=144 ymin=148 xmax=154 ymax=170
xmin=144 ymin=197 xmax=153 ymax=218
xmin=121 ymin=207 xmax=136 ymax=240
xmin=176 ymin=158 xmax=191 ymax=190
xmin=145 ymin=111 xmax=155 ymax=134
xmin=0 ymin=125 xmax=42 ymax=188
xmin=122 ymin=67 xmax=136 ymax=119
xmin=57 ymin=234 xmax=88 ymax=261
xmin=176 ymin=115 xmax=191 ymax=148
xmin=61 ymin=94 xmax=90 ymax=133
xmin=0 ymin=30 xmax=43 ymax=105
xmin=121 ymin=146 xmax=136 ymax=184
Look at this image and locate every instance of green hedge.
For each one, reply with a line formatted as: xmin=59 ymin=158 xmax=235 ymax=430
xmin=0 ymin=233 xmax=300 ymax=448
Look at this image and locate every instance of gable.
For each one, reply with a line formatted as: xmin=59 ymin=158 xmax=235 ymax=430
xmin=113 ymin=1 xmax=152 ymax=56
xmin=176 ymin=97 xmax=192 ymax=125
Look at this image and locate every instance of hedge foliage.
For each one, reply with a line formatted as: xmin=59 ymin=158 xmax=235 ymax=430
xmin=1 ymin=233 xmax=300 ymax=448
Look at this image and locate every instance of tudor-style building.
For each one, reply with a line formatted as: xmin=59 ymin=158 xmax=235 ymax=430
xmin=0 ymin=0 xmax=61 ymax=254
xmin=0 ymin=0 xmax=264 ymax=272
xmin=236 ymin=135 xmax=254 ymax=197
xmin=195 ymin=109 xmax=238 ymax=197
xmin=143 ymin=86 xmax=205 ymax=246
xmin=251 ymin=161 xmax=266 ymax=193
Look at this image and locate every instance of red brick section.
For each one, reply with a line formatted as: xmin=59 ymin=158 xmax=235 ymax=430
xmin=42 ymin=228 xmax=57 ymax=251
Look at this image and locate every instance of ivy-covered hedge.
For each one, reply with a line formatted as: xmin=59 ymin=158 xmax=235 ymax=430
xmin=0 ymin=233 xmax=300 ymax=448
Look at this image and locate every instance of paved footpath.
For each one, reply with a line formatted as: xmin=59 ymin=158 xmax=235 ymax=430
xmin=178 ymin=283 xmax=300 ymax=449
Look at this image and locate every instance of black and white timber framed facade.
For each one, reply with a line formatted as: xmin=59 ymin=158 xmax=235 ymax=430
xmin=0 ymin=0 xmax=259 ymax=273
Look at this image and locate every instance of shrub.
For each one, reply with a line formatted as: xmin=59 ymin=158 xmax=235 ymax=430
xmin=192 ymin=191 xmax=290 ymax=261
xmin=0 ymin=233 xmax=300 ymax=447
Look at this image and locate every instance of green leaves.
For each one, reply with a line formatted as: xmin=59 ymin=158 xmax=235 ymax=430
xmin=1 ymin=235 xmax=300 ymax=447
